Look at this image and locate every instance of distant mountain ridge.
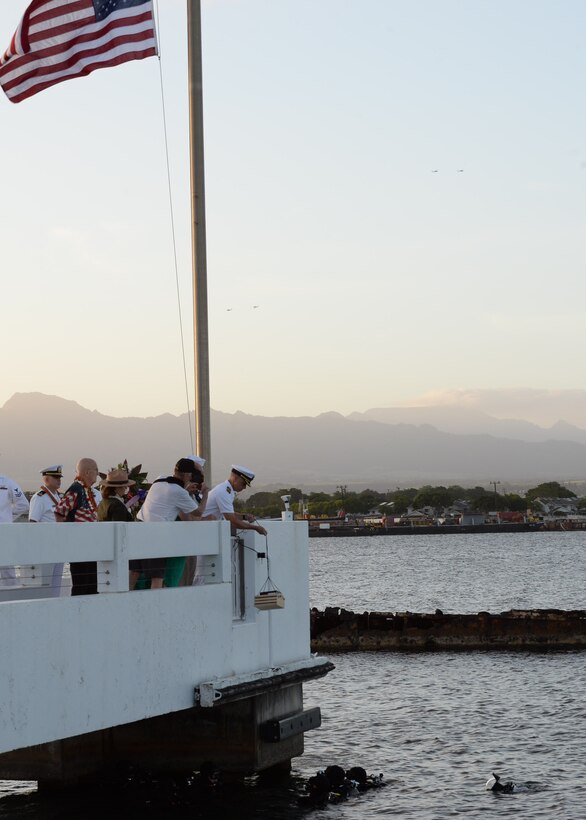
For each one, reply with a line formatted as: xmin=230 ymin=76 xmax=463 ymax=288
xmin=2 ymin=392 xmax=586 ymax=491
xmin=348 ymin=406 xmax=586 ymax=445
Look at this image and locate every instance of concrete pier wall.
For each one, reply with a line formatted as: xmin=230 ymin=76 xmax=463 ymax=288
xmin=310 ymin=607 xmax=586 ymax=651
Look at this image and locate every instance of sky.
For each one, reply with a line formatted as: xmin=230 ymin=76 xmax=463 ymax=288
xmin=0 ymin=0 xmax=585 ymax=420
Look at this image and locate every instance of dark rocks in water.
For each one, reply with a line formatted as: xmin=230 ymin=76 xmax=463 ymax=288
xmin=115 ymin=761 xmax=222 ymax=811
xmin=311 ymin=607 xmax=586 ymax=651
xmin=298 ymin=764 xmax=384 ymax=806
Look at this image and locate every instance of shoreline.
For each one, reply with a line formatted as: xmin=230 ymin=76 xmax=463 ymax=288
xmin=308 ymin=523 xmax=548 ymax=537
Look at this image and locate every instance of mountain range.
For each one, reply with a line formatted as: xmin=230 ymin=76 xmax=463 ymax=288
xmin=3 ymin=391 xmax=586 ymax=492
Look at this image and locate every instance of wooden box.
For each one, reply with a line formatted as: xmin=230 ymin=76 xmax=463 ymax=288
xmin=254 ymin=591 xmax=285 ymax=610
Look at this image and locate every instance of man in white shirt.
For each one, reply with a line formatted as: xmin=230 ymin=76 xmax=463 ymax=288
xmin=0 ymin=471 xmax=30 ymax=587
xmin=136 ymin=458 xmax=204 ymax=589
xmin=28 ymin=465 xmax=65 ymax=597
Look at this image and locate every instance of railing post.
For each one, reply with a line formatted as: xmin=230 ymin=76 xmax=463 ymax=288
xmin=98 ymin=524 xmax=129 ymax=593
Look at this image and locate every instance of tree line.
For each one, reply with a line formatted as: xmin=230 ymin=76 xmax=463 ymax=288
xmin=237 ymin=481 xmax=582 ymax=518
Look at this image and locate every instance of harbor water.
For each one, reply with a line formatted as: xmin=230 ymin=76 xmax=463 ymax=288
xmin=1 ymin=531 xmax=584 ymax=818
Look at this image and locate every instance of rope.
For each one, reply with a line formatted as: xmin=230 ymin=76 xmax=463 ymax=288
xmin=233 ymin=529 xmax=280 ymax=595
xmin=258 ymin=533 xmax=280 ymax=594
xmin=154 ymin=0 xmax=194 ymax=452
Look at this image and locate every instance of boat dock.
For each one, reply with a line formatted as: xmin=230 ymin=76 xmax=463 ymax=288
xmin=0 ymin=519 xmax=332 ymax=787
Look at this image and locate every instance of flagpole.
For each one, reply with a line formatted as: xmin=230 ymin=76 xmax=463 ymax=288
xmin=187 ymin=0 xmax=212 ymax=480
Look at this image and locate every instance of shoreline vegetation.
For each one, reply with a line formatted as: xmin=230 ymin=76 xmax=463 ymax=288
xmin=239 ymin=480 xmax=586 ymax=532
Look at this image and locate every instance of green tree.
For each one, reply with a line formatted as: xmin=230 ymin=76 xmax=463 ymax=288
xmin=447 ymin=485 xmax=467 ymax=501
xmin=469 ymin=493 xmax=498 ymax=513
xmin=413 ymin=486 xmax=452 ymax=510
xmin=391 ymin=490 xmax=418 ymax=514
xmin=503 ymin=493 xmax=527 ymax=512
xmin=466 ymin=486 xmax=487 ymax=502
xmin=525 ymin=481 xmax=576 ymax=500
xmin=246 ymin=491 xmax=278 ymax=509
xmin=277 ymin=487 xmax=304 ymax=503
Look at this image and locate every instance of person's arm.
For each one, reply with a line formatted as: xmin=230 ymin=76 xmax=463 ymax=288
xmin=175 ymin=485 xmax=201 ymax=521
xmin=191 ymin=484 xmax=210 ymax=518
xmin=54 ymin=489 xmax=78 ymax=523
xmin=223 ymin=511 xmax=267 ymax=536
xmin=10 ymin=481 xmax=29 ymax=520
xmin=28 ymin=494 xmax=42 ymax=522
xmin=176 ymin=488 xmax=216 ymax=521
xmin=178 ymin=509 xmax=201 ymax=521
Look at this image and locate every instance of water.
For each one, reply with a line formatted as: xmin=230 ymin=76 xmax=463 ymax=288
xmin=1 ymin=532 xmax=584 ymax=818
xmin=309 ymin=531 xmax=585 ymax=614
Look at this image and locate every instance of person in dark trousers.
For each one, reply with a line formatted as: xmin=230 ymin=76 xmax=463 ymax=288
xmin=54 ymin=458 xmax=100 ymax=595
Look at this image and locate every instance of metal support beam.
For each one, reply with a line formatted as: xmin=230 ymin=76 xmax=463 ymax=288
xmin=187 ymin=0 xmax=212 ymax=479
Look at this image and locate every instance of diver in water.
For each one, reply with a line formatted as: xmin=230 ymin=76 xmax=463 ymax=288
xmin=298 ymin=764 xmax=385 ymax=806
xmin=486 ymin=773 xmax=515 ymax=793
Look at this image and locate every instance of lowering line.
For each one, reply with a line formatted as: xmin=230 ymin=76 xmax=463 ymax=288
xmin=154 ymin=0 xmax=194 ymax=452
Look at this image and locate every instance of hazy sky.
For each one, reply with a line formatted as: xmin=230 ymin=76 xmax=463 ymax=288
xmin=0 ymin=0 xmax=585 ymax=419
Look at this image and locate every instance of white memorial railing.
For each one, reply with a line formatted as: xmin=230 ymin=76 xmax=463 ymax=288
xmin=0 ymin=519 xmax=230 ymax=597
xmin=0 ymin=519 xmax=317 ymax=757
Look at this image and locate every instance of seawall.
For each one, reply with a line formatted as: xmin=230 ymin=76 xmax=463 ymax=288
xmin=310 ymin=607 xmax=586 ymax=651
xmin=308 ymin=523 xmax=544 ymax=537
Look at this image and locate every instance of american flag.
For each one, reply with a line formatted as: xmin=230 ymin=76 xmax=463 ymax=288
xmin=0 ymin=0 xmax=158 ymax=104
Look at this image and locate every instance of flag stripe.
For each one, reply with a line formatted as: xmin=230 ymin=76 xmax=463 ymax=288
xmin=29 ymin=2 xmax=93 ymax=33
xmin=8 ymin=45 xmax=157 ymax=102
xmin=0 ymin=0 xmax=157 ymax=103
xmin=2 ymin=29 xmax=156 ymax=96
xmin=2 ymin=14 xmax=156 ymax=82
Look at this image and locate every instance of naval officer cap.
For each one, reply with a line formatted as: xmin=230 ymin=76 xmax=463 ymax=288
xmin=231 ymin=465 xmax=255 ymax=486
xmin=184 ymin=454 xmax=206 ymax=469
xmin=40 ymin=464 xmax=63 ymax=477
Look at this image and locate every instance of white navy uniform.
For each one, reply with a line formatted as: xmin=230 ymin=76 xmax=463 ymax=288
xmin=204 ymin=479 xmax=235 ymax=521
xmin=29 ymin=480 xmax=66 ymax=597
xmin=0 ymin=474 xmax=30 ymax=587
xmin=29 ymin=487 xmax=61 ymax=522
xmin=205 ymin=465 xmax=256 ymax=523
xmin=193 ymin=482 xmax=231 ymax=585
xmin=194 ymin=465 xmax=256 ymax=584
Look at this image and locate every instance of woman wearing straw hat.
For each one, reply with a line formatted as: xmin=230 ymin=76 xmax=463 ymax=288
xmin=97 ymin=467 xmax=136 ymax=522
xmin=97 ymin=467 xmax=144 ymax=589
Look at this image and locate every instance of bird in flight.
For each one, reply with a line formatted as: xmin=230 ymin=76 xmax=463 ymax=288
xmin=252 ymin=305 xmax=260 ymax=309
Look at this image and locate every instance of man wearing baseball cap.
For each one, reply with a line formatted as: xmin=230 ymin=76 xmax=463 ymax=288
xmin=137 ymin=458 xmax=211 ymax=588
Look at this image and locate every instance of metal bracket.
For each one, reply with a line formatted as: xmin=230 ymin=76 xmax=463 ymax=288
xmin=260 ymin=707 xmax=322 ymax=742
xmin=194 ymin=682 xmax=223 ymax=708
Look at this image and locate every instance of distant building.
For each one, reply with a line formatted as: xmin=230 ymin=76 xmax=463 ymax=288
xmin=459 ymin=511 xmax=486 ymax=526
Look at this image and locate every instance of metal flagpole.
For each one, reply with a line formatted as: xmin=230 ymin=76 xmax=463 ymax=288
xmin=187 ymin=0 xmax=212 ymax=481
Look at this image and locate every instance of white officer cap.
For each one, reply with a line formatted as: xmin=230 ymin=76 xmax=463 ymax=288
xmin=185 ymin=454 xmax=206 ymax=468
xmin=40 ymin=465 xmax=63 ymax=477
xmin=231 ymin=464 xmax=255 ymax=486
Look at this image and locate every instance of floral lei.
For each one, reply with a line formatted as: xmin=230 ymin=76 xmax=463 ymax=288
xmin=75 ymin=476 xmax=98 ymax=514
